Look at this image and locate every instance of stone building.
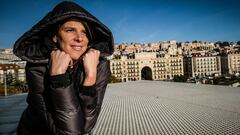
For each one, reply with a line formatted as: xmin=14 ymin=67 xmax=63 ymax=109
xmin=221 ymin=52 xmax=240 ymax=75
xmin=110 ymin=50 xmax=183 ymax=82
xmin=184 ymin=53 xmax=221 ymax=77
xmin=0 ymin=64 xmax=25 ymax=83
xmin=0 ymin=51 xmax=21 ymax=63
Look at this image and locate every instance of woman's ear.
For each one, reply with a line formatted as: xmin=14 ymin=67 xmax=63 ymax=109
xmin=52 ymin=35 xmax=57 ymax=43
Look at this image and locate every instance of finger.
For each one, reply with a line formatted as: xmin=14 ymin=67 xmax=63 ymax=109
xmin=89 ymin=48 xmax=95 ymax=52
xmin=53 ymin=47 xmax=59 ymax=51
xmin=51 ymin=51 xmax=58 ymax=57
xmin=51 ymin=49 xmax=61 ymax=55
xmin=90 ymin=49 xmax=100 ymax=57
xmin=88 ymin=48 xmax=99 ymax=54
xmin=96 ymin=50 xmax=100 ymax=56
xmin=51 ymin=49 xmax=57 ymax=55
xmin=68 ymin=59 xmax=73 ymax=69
xmin=82 ymin=53 xmax=86 ymax=61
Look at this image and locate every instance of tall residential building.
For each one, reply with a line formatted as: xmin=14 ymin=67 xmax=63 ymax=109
xmin=0 ymin=64 xmax=25 ymax=83
xmin=184 ymin=53 xmax=221 ymax=77
xmin=221 ymin=52 xmax=240 ymax=75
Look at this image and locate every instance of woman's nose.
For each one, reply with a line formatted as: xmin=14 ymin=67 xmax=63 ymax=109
xmin=74 ymin=33 xmax=84 ymax=42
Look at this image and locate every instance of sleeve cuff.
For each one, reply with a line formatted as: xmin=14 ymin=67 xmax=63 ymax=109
xmin=50 ymin=73 xmax=71 ymax=88
xmin=81 ymin=85 xmax=96 ymax=97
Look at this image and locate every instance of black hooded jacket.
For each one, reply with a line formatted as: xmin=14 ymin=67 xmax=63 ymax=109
xmin=14 ymin=1 xmax=113 ymax=135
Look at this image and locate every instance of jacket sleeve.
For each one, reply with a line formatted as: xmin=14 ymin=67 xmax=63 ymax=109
xmin=25 ymin=62 xmax=48 ymax=116
xmin=26 ymin=63 xmax=84 ymax=135
xmin=81 ymin=60 xmax=111 ymax=134
xmin=48 ymin=74 xmax=85 ymax=135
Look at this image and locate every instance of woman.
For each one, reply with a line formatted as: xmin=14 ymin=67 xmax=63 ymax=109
xmin=13 ymin=1 xmax=113 ymax=135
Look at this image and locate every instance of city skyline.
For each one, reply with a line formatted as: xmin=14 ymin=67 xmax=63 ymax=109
xmin=1 ymin=0 xmax=240 ymax=49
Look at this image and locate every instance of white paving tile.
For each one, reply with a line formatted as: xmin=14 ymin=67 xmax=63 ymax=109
xmin=1 ymin=81 xmax=240 ymax=134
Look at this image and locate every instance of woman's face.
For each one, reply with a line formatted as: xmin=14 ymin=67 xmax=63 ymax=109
xmin=54 ymin=20 xmax=89 ymax=60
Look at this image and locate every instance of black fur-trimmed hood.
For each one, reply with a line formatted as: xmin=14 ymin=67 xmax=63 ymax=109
xmin=13 ymin=1 xmax=114 ymax=63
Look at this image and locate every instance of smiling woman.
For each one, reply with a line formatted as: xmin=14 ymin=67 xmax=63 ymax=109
xmin=50 ymin=19 xmax=91 ymax=76
xmin=53 ymin=20 xmax=90 ymax=60
xmin=13 ymin=1 xmax=114 ymax=135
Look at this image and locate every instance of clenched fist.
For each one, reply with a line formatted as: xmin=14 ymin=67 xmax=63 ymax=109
xmin=83 ymin=48 xmax=100 ymax=86
xmin=50 ymin=50 xmax=72 ymax=76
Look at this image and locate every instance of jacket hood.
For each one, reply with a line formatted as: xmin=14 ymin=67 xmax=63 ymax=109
xmin=13 ymin=1 xmax=114 ymax=63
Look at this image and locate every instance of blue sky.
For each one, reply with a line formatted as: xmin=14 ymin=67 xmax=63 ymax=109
xmin=1 ymin=0 xmax=240 ymax=49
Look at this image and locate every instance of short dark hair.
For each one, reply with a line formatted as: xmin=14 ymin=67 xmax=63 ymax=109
xmin=52 ymin=17 xmax=93 ymax=42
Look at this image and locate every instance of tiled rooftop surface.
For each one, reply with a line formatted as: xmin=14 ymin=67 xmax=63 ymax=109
xmin=0 ymin=93 xmax=27 ymax=135
xmin=1 ymin=81 xmax=240 ymax=135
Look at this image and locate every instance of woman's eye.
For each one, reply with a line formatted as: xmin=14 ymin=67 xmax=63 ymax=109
xmin=81 ymin=31 xmax=87 ymax=35
xmin=65 ymin=28 xmax=74 ymax=32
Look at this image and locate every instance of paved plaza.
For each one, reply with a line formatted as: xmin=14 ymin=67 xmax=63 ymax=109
xmin=1 ymin=81 xmax=240 ymax=134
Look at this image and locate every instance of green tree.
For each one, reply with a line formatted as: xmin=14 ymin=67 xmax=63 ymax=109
xmin=222 ymin=41 xmax=230 ymax=47
xmin=192 ymin=40 xmax=198 ymax=43
xmin=12 ymin=80 xmax=28 ymax=93
xmin=109 ymin=75 xmax=120 ymax=83
xmin=6 ymin=72 xmax=15 ymax=85
xmin=173 ymin=75 xmax=187 ymax=82
xmin=237 ymin=41 xmax=240 ymax=45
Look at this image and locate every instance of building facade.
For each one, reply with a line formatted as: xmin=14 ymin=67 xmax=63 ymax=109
xmin=0 ymin=49 xmax=21 ymax=63
xmin=110 ymin=51 xmax=184 ymax=82
xmin=184 ymin=54 xmax=221 ymax=77
xmin=0 ymin=64 xmax=25 ymax=83
xmin=221 ymin=52 xmax=240 ymax=75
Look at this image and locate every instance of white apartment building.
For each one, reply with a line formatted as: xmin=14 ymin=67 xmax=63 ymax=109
xmin=0 ymin=64 xmax=25 ymax=83
xmin=221 ymin=52 xmax=240 ymax=75
xmin=184 ymin=53 xmax=221 ymax=77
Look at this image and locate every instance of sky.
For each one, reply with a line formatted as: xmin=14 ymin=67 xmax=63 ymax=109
xmin=1 ymin=0 xmax=240 ymax=49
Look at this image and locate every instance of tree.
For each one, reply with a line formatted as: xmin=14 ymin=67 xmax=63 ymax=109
xmin=12 ymin=80 xmax=28 ymax=93
xmin=230 ymin=42 xmax=235 ymax=45
xmin=222 ymin=41 xmax=230 ymax=47
xmin=173 ymin=75 xmax=187 ymax=82
xmin=192 ymin=40 xmax=198 ymax=43
xmin=215 ymin=41 xmax=222 ymax=46
xmin=237 ymin=41 xmax=240 ymax=45
xmin=6 ymin=72 xmax=15 ymax=85
xmin=109 ymin=75 xmax=120 ymax=83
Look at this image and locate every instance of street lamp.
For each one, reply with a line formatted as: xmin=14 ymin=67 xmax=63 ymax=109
xmin=4 ymin=70 xmax=7 ymax=96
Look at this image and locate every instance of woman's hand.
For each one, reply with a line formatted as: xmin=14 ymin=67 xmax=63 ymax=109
xmin=83 ymin=49 xmax=100 ymax=86
xmin=50 ymin=50 xmax=72 ymax=76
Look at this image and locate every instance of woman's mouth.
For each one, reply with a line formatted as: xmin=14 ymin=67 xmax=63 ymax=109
xmin=71 ymin=45 xmax=82 ymax=51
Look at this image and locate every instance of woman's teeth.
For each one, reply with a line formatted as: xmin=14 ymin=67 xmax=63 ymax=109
xmin=72 ymin=46 xmax=82 ymax=50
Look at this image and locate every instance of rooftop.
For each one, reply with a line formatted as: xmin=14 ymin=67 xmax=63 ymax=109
xmin=0 ymin=81 xmax=240 ymax=134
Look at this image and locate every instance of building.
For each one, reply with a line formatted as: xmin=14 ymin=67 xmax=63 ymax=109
xmin=0 ymin=48 xmax=24 ymax=65
xmin=0 ymin=51 xmax=21 ymax=63
xmin=221 ymin=52 xmax=240 ymax=75
xmin=154 ymin=53 xmax=183 ymax=80
xmin=181 ymin=42 xmax=215 ymax=52
xmin=184 ymin=53 xmax=221 ymax=78
xmin=0 ymin=64 xmax=25 ymax=83
xmin=160 ymin=40 xmax=177 ymax=50
xmin=110 ymin=49 xmax=183 ymax=82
